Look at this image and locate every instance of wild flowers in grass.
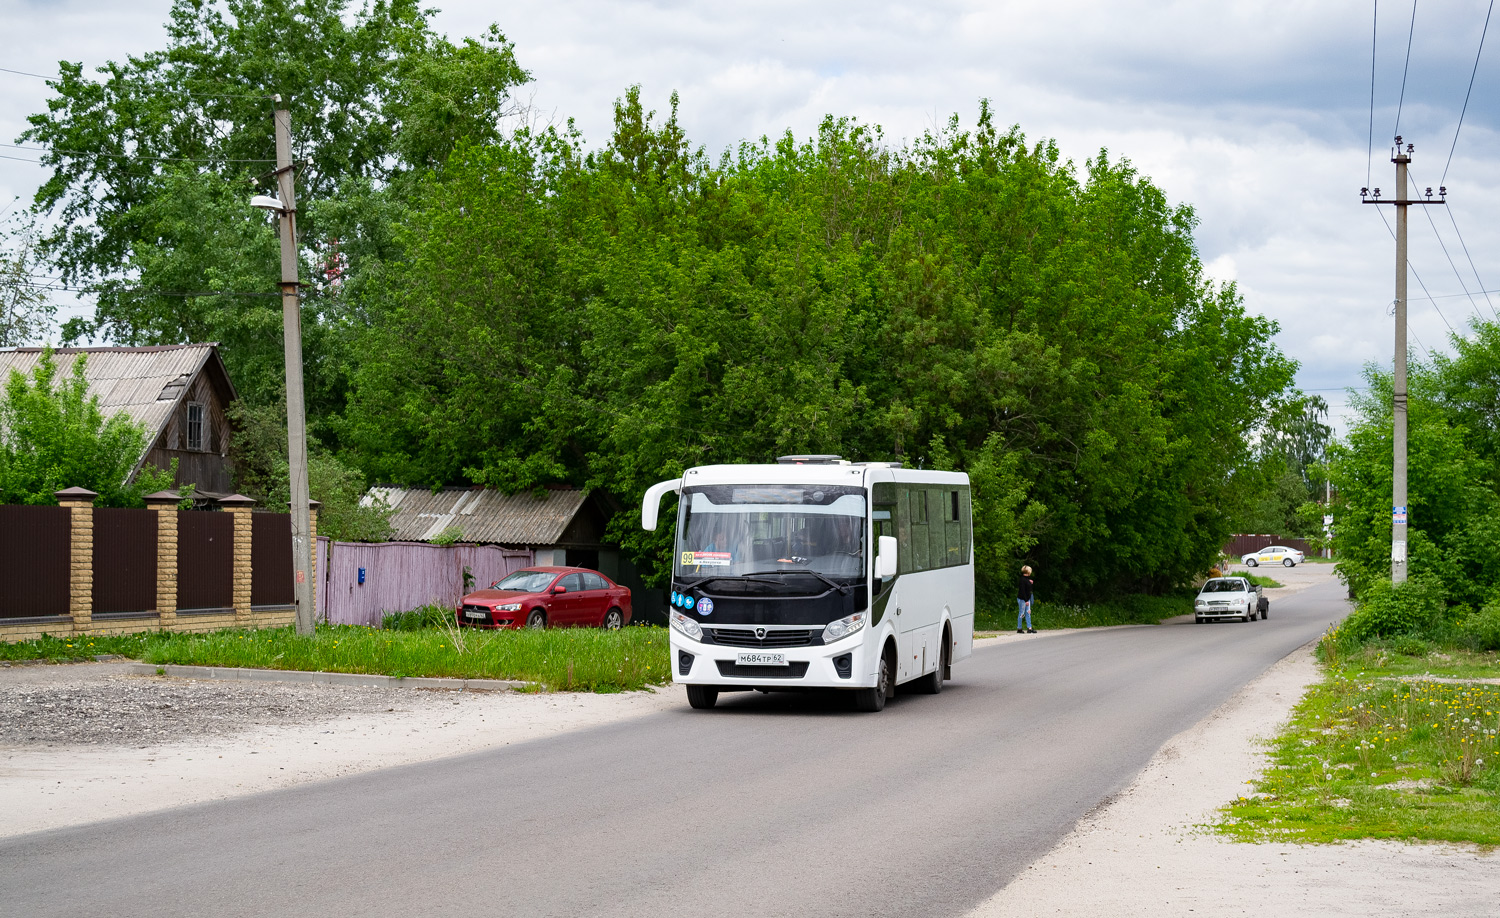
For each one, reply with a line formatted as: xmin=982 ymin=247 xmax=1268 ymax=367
xmin=1219 ymin=675 xmax=1500 ymax=844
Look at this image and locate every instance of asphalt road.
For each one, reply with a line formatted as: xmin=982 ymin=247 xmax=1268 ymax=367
xmin=1 ymin=579 xmax=1348 ymax=918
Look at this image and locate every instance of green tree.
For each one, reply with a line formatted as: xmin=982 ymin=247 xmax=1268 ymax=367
xmin=1328 ymin=351 xmax=1500 ymax=606
xmin=0 ymin=351 xmax=174 ymax=506
xmin=0 ymin=212 xmax=56 ymax=346
xmin=227 ymin=399 xmax=392 ymax=542
xmin=347 ymin=93 xmax=1298 ymax=597
xmin=21 ymin=0 xmax=528 ymax=425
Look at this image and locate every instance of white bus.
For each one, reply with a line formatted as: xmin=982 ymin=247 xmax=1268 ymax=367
xmin=641 ymin=455 xmax=974 ymax=712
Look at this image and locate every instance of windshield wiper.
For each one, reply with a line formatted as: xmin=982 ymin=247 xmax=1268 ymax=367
xmin=682 ymin=574 xmax=786 ymax=589
xmin=743 ymin=568 xmax=850 ymax=595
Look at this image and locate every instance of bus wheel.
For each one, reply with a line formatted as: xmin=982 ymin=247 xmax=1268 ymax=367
xmin=686 ymin=685 xmax=718 ymax=710
xmin=918 ymin=636 xmax=948 ymax=695
xmin=854 ymin=649 xmax=893 ymax=712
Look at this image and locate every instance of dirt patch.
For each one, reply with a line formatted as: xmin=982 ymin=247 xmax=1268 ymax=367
xmin=0 ymin=663 xmax=417 ymax=745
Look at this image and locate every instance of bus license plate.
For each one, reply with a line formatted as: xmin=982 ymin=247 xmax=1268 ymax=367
xmin=737 ymin=652 xmax=787 ymax=666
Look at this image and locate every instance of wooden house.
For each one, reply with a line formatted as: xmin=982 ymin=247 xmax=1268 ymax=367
xmin=0 ymin=344 xmax=239 ymax=497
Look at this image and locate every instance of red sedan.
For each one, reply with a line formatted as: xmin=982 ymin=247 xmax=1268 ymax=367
xmin=456 ymin=566 xmax=632 ymax=630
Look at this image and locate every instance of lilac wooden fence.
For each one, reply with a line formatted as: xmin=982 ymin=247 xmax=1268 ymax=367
xmin=316 ymin=539 xmax=534 ymax=627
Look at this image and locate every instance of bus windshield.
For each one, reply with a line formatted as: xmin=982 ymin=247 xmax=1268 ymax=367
xmin=675 ymin=485 xmax=866 ymax=581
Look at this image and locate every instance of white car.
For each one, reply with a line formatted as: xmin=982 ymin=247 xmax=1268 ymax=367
xmin=1241 ymin=545 xmax=1304 ymax=568
xmin=1194 ymin=577 xmax=1261 ymax=623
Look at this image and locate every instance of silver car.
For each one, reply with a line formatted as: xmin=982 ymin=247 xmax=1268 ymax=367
xmin=1194 ymin=577 xmax=1260 ymax=623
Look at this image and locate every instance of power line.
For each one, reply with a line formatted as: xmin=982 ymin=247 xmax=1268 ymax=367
xmin=1367 ymin=0 xmax=1380 ymax=189
xmin=1443 ymin=207 xmax=1497 ymax=320
xmin=8 ymin=280 xmax=283 ymax=298
xmin=1408 ymin=164 xmax=1496 ymax=323
xmin=2 ymin=143 xmax=273 ymax=165
xmin=0 ymin=66 xmax=270 ymax=101
xmin=1393 ymin=0 xmax=1419 ymax=139
xmin=0 ymin=67 xmax=62 ymax=80
xmin=1442 ymin=0 xmax=1493 ymax=187
xmin=1375 ymin=205 xmax=1453 ymax=338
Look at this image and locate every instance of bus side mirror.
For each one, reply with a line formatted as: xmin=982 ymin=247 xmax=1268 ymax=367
xmin=876 ymin=536 xmax=898 ymax=580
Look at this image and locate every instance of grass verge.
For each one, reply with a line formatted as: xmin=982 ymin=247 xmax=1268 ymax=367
xmin=976 ymin=589 xmax=1193 ymax=632
xmin=1216 ymin=651 xmax=1500 ymax=845
xmin=1245 ymin=573 xmax=1284 ymax=589
xmin=0 ymin=619 xmax=673 ymax=692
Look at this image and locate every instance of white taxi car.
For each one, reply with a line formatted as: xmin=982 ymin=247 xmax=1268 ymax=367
xmin=1241 ymin=545 xmax=1305 ymax=568
xmin=1194 ymin=577 xmax=1260 ymax=623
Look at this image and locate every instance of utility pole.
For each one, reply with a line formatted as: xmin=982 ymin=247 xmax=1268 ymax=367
xmin=272 ymin=99 xmax=316 ymax=633
xmin=1362 ymin=137 xmax=1444 ymax=585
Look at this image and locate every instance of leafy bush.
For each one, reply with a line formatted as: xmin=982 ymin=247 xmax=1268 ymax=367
xmin=1460 ymin=597 xmax=1500 ymax=652
xmin=380 ymin=604 xmax=453 ymax=631
xmin=1387 ymin=634 xmax=1430 ymax=657
xmin=1342 ymin=575 xmax=1447 ymax=641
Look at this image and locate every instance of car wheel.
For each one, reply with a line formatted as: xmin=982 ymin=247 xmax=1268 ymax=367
xmin=602 ymin=608 xmax=623 ymax=630
xmin=1195 ymin=616 xmax=1204 ymax=624
xmin=1283 ymin=558 xmax=1295 ymax=567
xmin=854 ymin=649 xmax=893 ymax=712
xmin=686 ymin=685 xmax=718 ymax=709
xmin=1246 ymin=558 xmax=1259 ymax=568
xmin=526 ymin=609 xmax=547 ymax=629
xmin=1261 ymin=605 xmax=1269 ymax=620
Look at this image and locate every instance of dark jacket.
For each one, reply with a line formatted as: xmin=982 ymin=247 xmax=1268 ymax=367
xmin=1017 ymin=575 xmax=1033 ymax=602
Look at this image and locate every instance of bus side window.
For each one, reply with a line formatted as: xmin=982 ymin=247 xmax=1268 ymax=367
xmin=912 ymin=488 xmax=931 ymax=571
xmin=948 ymin=492 xmax=960 ymax=564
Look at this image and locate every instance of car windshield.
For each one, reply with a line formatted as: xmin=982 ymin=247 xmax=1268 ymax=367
xmin=1202 ymin=579 xmax=1247 ymax=593
xmin=675 ymin=485 xmax=866 ymax=581
xmin=493 ymin=570 xmax=558 ymax=593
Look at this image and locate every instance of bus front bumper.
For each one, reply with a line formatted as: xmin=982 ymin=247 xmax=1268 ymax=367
xmin=669 ymin=632 xmax=875 ymax=690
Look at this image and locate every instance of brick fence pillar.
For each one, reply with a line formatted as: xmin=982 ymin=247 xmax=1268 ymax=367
xmin=55 ymin=487 xmax=98 ymax=633
xmin=145 ymin=491 xmax=180 ymax=628
xmin=220 ymin=494 xmax=256 ymax=626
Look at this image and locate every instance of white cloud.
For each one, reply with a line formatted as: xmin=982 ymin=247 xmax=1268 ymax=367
xmin=2 ymin=0 xmax=1496 ymax=406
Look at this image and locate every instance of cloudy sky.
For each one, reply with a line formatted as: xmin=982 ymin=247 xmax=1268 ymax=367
xmin=3 ymin=0 xmax=1497 ymax=431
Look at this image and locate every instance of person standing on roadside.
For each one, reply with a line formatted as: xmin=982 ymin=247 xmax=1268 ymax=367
xmin=1017 ymin=565 xmax=1035 ymax=634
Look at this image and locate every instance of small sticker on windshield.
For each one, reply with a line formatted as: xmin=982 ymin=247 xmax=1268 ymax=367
xmin=684 ymin=551 xmax=731 ymax=566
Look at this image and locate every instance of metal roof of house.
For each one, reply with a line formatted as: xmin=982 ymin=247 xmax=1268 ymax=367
xmin=0 ymin=344 xmax=229 ymax=441
xmin=365 ymin=486 xmax=594 ymax=545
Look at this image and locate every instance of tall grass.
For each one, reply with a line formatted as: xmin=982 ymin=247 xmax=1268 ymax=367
xmin=975 ymin=589 xmax=1194 ymax=631
xmin=1 ymin=620 xmax=674 ymax=692
xmin=1219 ymin=674 xmax=1500 ymax=844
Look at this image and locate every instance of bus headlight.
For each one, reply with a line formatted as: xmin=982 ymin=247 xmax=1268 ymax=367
xmin=669 ymin=610 xmax=703 ymax=641
xmin=822 ymin=612 xmax=866 ymax=644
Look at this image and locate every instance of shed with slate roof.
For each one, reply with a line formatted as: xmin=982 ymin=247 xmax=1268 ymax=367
xmin=359 ymin=484 xmax=662 ymax=621
xmin=0 ymin=344 xmax=238 ymax=496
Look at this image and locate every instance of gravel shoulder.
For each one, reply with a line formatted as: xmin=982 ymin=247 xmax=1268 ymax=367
xmin=0 ymin=664 xmax=682 ymax=839
xmin=966 ymin=637 xmax=1500 ymax=918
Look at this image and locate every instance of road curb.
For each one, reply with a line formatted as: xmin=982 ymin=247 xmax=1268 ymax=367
xmin=125 ymin=663 xmax=529 ymax=692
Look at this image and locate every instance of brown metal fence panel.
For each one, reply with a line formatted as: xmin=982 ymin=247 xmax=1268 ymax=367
xmin=1224 ymin=534 xmax=1313 ymax=557
xmin=92 ymin=508 xmax=158 ymax=614
xmin=177 ymin=511 xmax=234 ymax=611
xmin=317 ymin=541 xmax=533 ymax=627
xmin=0 ymin=505 xmax=71 ymax=618
xmin=251 ymin=513 xmax=294 ymax=607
